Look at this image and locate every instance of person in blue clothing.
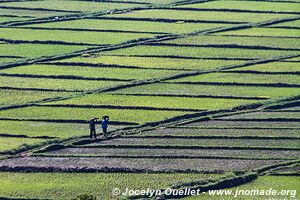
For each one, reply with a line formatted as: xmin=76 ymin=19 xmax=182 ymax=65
xmin=101 ymin=116 xmax=109 ymax=137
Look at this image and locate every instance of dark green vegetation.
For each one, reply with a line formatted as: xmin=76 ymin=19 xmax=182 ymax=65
xmin=0 ymin=0 xmax=299 ymax=199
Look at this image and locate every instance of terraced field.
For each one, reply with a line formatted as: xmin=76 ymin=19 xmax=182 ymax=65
xmin=0 ymin=0 xmax=299 ymax=199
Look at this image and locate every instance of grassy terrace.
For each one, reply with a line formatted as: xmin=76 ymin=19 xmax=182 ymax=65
xmin=22 ymin=19 xmax=230 ymax=34
xmin=0 ymin=89 xmax=73 ymax=107
xmin=228 ymin=61 xmax=300 ymax=72
xmin=58 ymin=55 xmax=245 ymax=71
xmin=0 ymin=43 xmax=88 ymax=63
xmin=0 ymin=8 xmax=75 ymax=18
xmin=1 ymin=64 xmax=183 ymax=80
xmin=0 ymin=137 xmax=44 ymax=153
xmin=0 ymin=106 xmax=186 ymax=124
xmin=0 ymin=76 xmax=124 ymax=91
xmin=45 ymin=93 xmax=257 ymax=110
xmin=0 ymin=28 xmax=153 ymax=45
xmin=101 ymin=45 xmax=297 ymax=59
xmin=0 ymin=120 xmax=123 ymax=139
xmin=88 ymin=137 xmax=299 ymax=148
xmin=0 ymin=1 xmax=141 ymax=12
xmin=111 ymin=83 xmax=300 ymax=98
xmin=164 ymin=35 xmax=300 ymax=49
xmin=100 ymin=9 xmax=296 ymax=23
xmin=178 ymin=1 xmax=300 ymax=13
xmin=0 ymin=16 xmax=31 ymax=23
xmin=0 ymin=172 xmax=217 ymax=200
xmin=217 ymin=27 xmax=300 ymax=37
xmin=167 ymin=72 xmax=300 ymax=85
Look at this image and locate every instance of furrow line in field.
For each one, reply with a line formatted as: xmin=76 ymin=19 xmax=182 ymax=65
xmin=0 ymin=6 xmax=82 ymax=14
xmin=164 ymin=81 xmax=300 ymax=88
xmin=113 ymin=93 xmax=270 ymax=100
xmin=9 ymin=26 xmax=169 ymax=34
xmin=0 ymin=38 xmax=104 ymax=46
xmin=92 ymin=16 xmax=245 ymax=24
xmin=147 ymin=43 xmax=300 ymax=51
xmin=125 ymin=135 xmax=300 ymax=140
xmin=0 ymin=73 xmax=132 ymax=82
xmin=31 ymin=154 xmax=296 ymax=161
xmin=72 ymin=144 xmax=300 ymax=151
xmin=222 ymin=70 xmax=300 ymax=75
xmin=170 ymin=126 xmax=300 ymax=130
xmin=216 ymin=118 xmax=300 ymax=122
xmin=159 ymin=7 xmax=300 ymax=15
xmin=265 ymin=26 xmax=300 ymax=30
xmin=216 ymin=34 xmax=300 ymax=39
xmin=0 ymin=86 xmax=79 ymax=93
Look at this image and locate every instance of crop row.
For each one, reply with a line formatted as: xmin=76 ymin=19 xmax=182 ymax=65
xmin=184 ymin=120 xmax=300 ymax=129
xmin=80 ymin=137 xmax=299 ymax=148
xmin=44 ymin=93 xmax=257 ymax=110
xmin=219 ymin=111 xmax=300 ymax=120
xmin=166 ymin=72 xmax=300 ymax=85
xmin=0 ymin=156 xmax=284 ymax=172
xmin=164 ymin=35 xmax=300 ymax=49
xmin=0 ymin=89 xmax=74 ymax=107
xmin=22 ymin=18 xmax=230 ymax=34
xmin=100 ymin=45 xmax=297 ymax=59
xmin=109 ymin=83 xmax=300 ymax=98
xmin=227 ymin=61 xmax=300 ymax=73
xmin=178 ymin=1 xmax=300 ymax=13
xmin=98 ymin=9 xmax=296 ymax=23
xmin=0 ymin=43 xmax=89 ymax=64
xmin=216 ymin=27 xmax=300 ymax=38
xmin=134 ymin=127 xmax=300 ymax=137
xmin=1 ymin=64 xmax=184 ymax=80
xmin=0 ymin=106 xmax=187 ymax=125
xmin=0 ymin=76 xmax=124 ymax=92
xmin=57 ymin=55 xmax=246 ymax=71
xmin=0 ymin=28 xmax=154 ymax=45
xmin=45 ymin=147 xmax=300 ymax=160
xmin=0 ymin=1 xmax=141 ymax=13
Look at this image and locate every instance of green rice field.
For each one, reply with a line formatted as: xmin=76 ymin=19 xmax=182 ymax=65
xmin=0 ymin=0 xmax=299 ymax=199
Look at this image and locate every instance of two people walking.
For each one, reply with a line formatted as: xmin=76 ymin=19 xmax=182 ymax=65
xmin=89 ymin=116 xmax=109 ymax=139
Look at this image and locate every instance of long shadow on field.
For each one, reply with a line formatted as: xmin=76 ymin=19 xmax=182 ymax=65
xmin=161 ymin=7 xmax=300 ymax=15
xmin=0 ymin=73 xmax=132 ymax=81
xmin=166 ymin=81 xmax=300 ymax=88
xmin=147 ymin=43 xmax=300 ymax=51
xmin=93 ymin=17 xmax=245 ymax=24
xmin=113 ymin=93 xmax=269 ymax=100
